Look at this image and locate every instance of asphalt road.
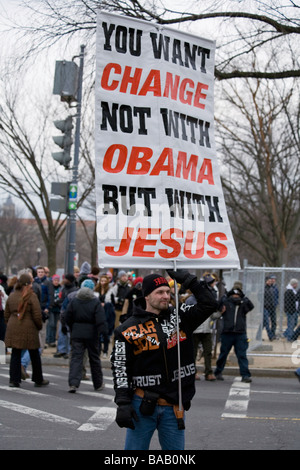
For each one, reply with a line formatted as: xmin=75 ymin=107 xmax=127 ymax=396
xmin=0 ymin=363 xmax=299 ymax=452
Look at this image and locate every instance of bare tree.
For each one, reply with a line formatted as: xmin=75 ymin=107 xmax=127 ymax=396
xmin=3 ymin=0 xmax=299 ymax=80
xmin=0 ymin=83 xmax=96 ymax=273
xmin=2 ymin=0 xmax=299 ymax=271
xmin=216 ymin=78 xmax=300 ymax=266
xmin=0 ymin=25 xmax=97 ymax=274
xmin=0 ymin=88 xmax=67 ymax=273
xmin=0 ymin=201 xmax=34 ymax=274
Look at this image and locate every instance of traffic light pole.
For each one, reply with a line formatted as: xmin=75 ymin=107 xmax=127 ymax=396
xmin=65 ymin=44 xmax=85 ymax=275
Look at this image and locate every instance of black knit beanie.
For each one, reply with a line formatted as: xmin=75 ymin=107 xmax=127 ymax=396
xmin=142 ymin=274 xmax=169 ymax=297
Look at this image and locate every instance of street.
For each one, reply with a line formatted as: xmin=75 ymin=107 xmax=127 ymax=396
xmin=0 ymin=363 xmax=299 ymax=451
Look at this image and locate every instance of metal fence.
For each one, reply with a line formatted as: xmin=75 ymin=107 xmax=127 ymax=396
xmin=222 ymin=264 xmax=300 ymax=352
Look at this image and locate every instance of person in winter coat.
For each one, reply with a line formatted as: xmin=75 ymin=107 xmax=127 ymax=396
xmin=263 ymin=276 xmax=277 ymax=340
xmin=214 ymin=287 xmax=254 ymax=383
xmin=290 ymin=288 xmax=300 ymax=340
xmin=32 ymin=266 xmax=53 ymax=351
xmin=65 ymin=279 xmax=108 ymax=393
xmin=46 ymin=274 xmax=61 ymax=347
xmin=53 ymin=274 xmax=78 ymax=359
xmin=112 ymin=270 xmax=131 ymax=327
xmin=283 ymin=279 xmax=299 ymax=341
xmin=95 ymin=273 xmax=116 ymax=357
xmin=119 ymin=276 xmax=144 ymax=324
xmin=186 ymin=274 xmax=220 ymax=381
xmin=111 ymin=270 xmax=219 ymax=451
xmin=77 ymin=261 xmax=91 ymax=287
xmin=0 ymin=281 xmax=8 ymax=342
xmin=4 ymin=273 xmax=49 ymax=388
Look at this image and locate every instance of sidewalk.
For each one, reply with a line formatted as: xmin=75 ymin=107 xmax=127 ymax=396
xmin=37 ymin=331 xmax=299 ymax=379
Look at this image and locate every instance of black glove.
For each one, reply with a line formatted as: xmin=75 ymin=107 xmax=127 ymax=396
xmin=42 ymin=311 xmax=49 ymax=322
xmin=116 ymin=404 xmax=139 ymax=429
xmin=61 ymin=326 xmax=68 ymax=335
xmin=168 ymin=270 xmax=218 ymax=310
xmin=166 ymin=269 xmax=197 ymax=289
xmin=192 ymin=280 xmax=219 ymax=310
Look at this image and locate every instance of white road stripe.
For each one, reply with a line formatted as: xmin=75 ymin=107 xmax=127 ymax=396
xmin=3 ymin=386 xmax=114 ymax=402
xmin=103 ymin=382 xmax=113 ymax=389
xmin=251 ymin=390 xmax=300 ymax=395
xmin=229 ymin=387 xmax=249 ymax=397
xmin=0 ymin=400 xmax=80 ymax=427
xmin=0 ymin=375 xmax=58 ymax=386
xmin=222 ymin=378 xmax=251 ymax=419
xmin=221 ymin=413 xmax=248 ymax=419
xmin=0 ymin=368 xmax=116 ymax=432
xmin=0 ymin=385 xmax=53 ymax=397
xmin=79 ymin=380 xmax=113 ymax=389
xmin=0 ymin=373 xmax=11 ymax=379
xmin=80 ymin=391 xmax=114 ymax=400
xmin=77 ymin=406 xmax=116 ymax=431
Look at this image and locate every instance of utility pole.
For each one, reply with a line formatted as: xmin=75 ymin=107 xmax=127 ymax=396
xmin=51 ymin=44 xmax=85 ymax=274
xmin=65 ymin=44 xmax=85 ymax=274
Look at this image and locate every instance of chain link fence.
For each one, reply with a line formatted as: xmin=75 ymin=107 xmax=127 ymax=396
xmin=222 ymin=264 xmax=300 ymax=352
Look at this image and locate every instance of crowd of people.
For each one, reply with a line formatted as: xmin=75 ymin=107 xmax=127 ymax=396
xmin=0 ymin=263 xmax=132 ymax=390
xmin=0 ymin=264 xmax=150 ymax=390
xmin=0 ymin=265 xmax=253 ymax=386
xmin=0 ymin=264 xmax=299 ymax=449
xmin=0 ymin=267 xmax=299 ymax=386
xmin=263 ymin=274 xmax=300 ymax=342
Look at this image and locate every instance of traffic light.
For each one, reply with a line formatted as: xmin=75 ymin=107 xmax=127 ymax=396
xmin=52 ymin=115 xmax=73 ymax=168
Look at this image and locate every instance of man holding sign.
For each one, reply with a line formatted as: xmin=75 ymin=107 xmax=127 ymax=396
xmin=111 ymin=269 xmax=220 ymax=450
xmin=96 ymin=9 xmax=238 ymax=451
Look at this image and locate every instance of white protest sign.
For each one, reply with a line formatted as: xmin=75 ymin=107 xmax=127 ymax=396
xmin=95 ymin=11 xmax=240 ymax=269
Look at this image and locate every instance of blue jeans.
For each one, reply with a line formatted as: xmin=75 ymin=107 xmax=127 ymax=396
xmin=215 ymin=333 xmax=251 ymax=378
xmin=46 ymin=312 xmax=60 ymax=344
xmin=21 ymin=350 xmax=31 ymax=369
xmin=284 ymin=312 xmax=298 ymax=341
xmin=263 ymin=308 xmax=277 ymax=340
xmin=291 ymin=325 xmax=300 ymax=341
xmin=56 ymin=323 xmax=70 ymax=354
xmin=124 ymin=395 xmax=185 ymax=450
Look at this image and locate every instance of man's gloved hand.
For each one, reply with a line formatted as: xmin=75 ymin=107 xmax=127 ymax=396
xmin=166 ymin=269 xmax=197 ymax=289
xmin=116 ymin=404 xmax=139 ymax=429
xmin=167 ymin=269 xmax=218 ymax=310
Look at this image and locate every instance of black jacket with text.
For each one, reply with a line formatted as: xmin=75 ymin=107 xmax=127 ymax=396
xmin=111 ymin=286 xmax=218 ymax=409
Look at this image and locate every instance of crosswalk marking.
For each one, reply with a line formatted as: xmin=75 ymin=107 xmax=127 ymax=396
xmin=77 ymin=406 xmax=116 ymax=431
xmin=222 ymin=378 xmax=251 ymax=419
xmin=77 ymin=379 xmax=113 ymax=389
xmin=0 ymin=399 xmax=80 ymax=427
xmin=0 ymin=366 xmax=116 ymax=431
xmin=251 ymin=390 xmax=300 ymax=396
xmin=0 ymin=385 xmax=53 ymax=397
xmin=80 ymin=390 xmax=114 ymax=400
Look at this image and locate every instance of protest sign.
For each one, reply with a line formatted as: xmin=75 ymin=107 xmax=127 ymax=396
xmin=95 ymin=11 xmax=240 ymax=269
